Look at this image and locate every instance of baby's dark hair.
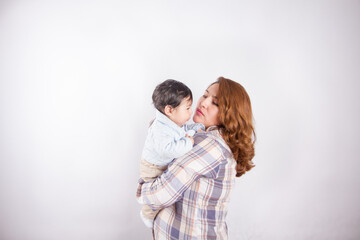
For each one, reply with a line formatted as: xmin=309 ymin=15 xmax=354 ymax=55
xmin=152 ymin=79 xmax=193 ymax=113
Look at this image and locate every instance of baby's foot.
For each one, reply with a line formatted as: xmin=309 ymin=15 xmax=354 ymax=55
xmin=140 ymin=211 xmax=153 ymax=228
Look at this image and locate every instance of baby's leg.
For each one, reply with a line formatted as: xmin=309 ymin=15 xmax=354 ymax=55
xmin=139 ymin=158 xmax=168 ymax=181
xmin=139 ymin=159 xmax=167 ymax=228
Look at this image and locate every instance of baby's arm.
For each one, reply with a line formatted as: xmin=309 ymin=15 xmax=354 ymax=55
xmin=154 ymin=133 xmax=194 ymax=160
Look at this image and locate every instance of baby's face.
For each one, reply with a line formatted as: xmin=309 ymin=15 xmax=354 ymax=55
xmin=168 ymin=97 xmax=193 ymax=127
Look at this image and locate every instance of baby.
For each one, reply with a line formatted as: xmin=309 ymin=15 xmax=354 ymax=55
xmin=139 ymin=79 xmax=204 ymax=228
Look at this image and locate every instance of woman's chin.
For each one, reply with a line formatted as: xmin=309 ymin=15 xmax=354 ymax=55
xmin=193 ymin=115 xmax=203 ymax=124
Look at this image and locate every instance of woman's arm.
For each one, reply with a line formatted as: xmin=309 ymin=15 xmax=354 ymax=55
xmin=136 ymin=133 xmax=225 ymax=210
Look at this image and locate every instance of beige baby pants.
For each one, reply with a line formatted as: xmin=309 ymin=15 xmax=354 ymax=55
xmin=139 ymin=158 xmax=168 ymax=220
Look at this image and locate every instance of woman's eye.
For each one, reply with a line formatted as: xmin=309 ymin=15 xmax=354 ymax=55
xmin=213 ymin=102 xmax=219 ymax=106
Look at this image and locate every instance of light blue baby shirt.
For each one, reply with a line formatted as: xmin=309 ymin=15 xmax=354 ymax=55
xmin=142 ymin=110 xmax=205 ymax=166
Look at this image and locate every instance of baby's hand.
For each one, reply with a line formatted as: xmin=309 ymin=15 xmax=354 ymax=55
xmin=197 ymin=128 xmax=204 ymax=133
xmin=186 ymin=129 xmax=196 ymax=137
xmin=185 ymin=134 xmax=194 ymax=145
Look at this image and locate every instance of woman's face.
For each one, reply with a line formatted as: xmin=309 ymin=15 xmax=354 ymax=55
xmin=193 ymin=83 xmax=220 ymax=128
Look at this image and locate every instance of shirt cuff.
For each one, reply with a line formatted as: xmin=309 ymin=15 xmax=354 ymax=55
xmin=136 ymin=178 xmax=146 ymax=204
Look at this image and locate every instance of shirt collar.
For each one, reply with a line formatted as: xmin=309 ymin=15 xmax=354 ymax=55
xmin=206 ymin=126 xmax=219 ymax=132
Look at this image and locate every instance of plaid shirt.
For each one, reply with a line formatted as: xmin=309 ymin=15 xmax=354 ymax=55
xmin=137 ymin=128 xmax=236 ymax=239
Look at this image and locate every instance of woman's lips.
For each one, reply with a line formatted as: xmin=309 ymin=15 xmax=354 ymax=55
xmin=196 ymin=109 xmax=204 ymax=116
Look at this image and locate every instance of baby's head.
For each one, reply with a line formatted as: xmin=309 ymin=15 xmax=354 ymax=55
xmin=152 ymin=79 xmax=193 ymax=127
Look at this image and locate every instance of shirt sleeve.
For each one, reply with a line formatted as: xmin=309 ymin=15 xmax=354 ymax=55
xmin=136 ymin=133 xmax=224 ymax=210
xmin=183 ymin=123 xmax=205 ymax=132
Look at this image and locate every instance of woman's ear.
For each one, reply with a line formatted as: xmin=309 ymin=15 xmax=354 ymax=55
xmin=164 ymin=105 xmax=173 ymax=117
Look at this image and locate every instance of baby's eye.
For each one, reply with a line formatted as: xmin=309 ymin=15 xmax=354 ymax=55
xmin=202 ymin=95 xmax=207 ymax=98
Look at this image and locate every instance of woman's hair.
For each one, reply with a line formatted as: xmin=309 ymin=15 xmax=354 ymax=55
xmin=215 ymin=77 xmax=256 ymax=177
xmin=152 ymin=79 xmax=193 ymax=113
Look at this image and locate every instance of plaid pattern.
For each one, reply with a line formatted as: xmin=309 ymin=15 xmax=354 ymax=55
xmin=137 ymin=129 xmax=236 ymax=239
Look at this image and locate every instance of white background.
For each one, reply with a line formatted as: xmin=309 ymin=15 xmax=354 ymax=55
xmin=1 ymin=0 xmax=359 ymax=239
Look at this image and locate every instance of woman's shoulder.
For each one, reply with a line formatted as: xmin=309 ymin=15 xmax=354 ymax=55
xmin=193 ymin=129 xmax=232 ymax=158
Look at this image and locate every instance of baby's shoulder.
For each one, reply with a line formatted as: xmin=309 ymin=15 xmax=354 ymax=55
xmin=149 ymin=119 xmax=180 ymax=136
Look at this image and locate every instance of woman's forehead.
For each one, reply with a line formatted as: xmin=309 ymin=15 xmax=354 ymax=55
xmin=206 ymin=83 xmax=219 ymax=96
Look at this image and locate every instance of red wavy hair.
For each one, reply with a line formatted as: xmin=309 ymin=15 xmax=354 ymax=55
xmin=215 ymin=77 xmax=256 ymax=177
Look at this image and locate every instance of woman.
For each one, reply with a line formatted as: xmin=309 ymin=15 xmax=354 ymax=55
xmin=137 ymin=77 xmax=255 ymax=239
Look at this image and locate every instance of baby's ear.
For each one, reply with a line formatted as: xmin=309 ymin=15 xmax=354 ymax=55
xmin=164 ymin=105 xmax=173 ymax=116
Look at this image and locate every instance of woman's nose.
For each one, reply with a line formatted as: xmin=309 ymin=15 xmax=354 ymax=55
xmin=200 ymin=98 xmax=210 ymax=108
